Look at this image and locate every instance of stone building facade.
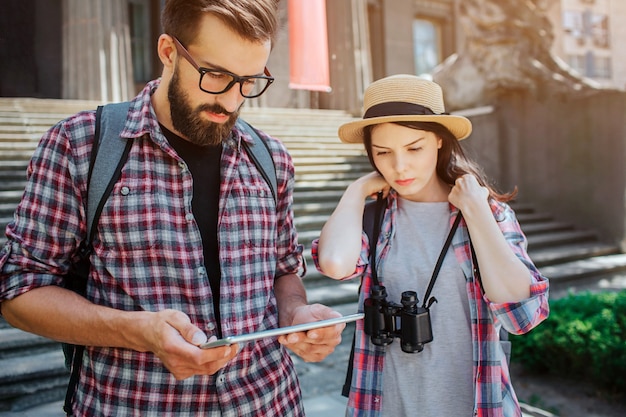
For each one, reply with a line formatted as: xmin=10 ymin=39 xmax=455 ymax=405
xmin=2 ymin=0 xmax=626 ymax=107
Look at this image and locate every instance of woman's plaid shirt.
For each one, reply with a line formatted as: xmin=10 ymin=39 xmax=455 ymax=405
xmin=312 ymin=191 xmax=549 ymax=417
xmin=0 ymin=80 xmax=306 ymax=416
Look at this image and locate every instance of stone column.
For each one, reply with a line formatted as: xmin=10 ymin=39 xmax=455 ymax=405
xmin=62 ymin=0 xmax=134 ymax=101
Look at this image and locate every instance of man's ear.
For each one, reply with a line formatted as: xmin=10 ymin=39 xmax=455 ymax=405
xmin=157 ymin=34 xmax=177 ymax=69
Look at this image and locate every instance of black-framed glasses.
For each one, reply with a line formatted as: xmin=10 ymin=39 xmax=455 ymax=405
xmin=172 ymin=36 xmax=274 ymax=98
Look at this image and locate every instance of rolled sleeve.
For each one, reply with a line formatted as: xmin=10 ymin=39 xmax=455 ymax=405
xmin=311 ymin=232 xmax=369 ymax=281
xmin=0 ymin=116 xmax=91 ymax=306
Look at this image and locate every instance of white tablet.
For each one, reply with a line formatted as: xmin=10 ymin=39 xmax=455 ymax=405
xmin=199 ymin=313 xmax=364 ymax=349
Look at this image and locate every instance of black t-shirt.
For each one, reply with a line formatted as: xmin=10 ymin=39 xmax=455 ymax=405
xmin=159 ymin=124 xmax=223 ymax=335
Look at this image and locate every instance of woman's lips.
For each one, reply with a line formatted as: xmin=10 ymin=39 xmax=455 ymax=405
xmin=395 ymin=178 xmax=414 ymax=186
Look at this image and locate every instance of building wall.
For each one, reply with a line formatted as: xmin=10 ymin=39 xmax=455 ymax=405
xmin=551 ymin=0 xmax=626 ymax=90
xmin=608 ymin=0 xmax=626 ymax=89
xmin=0 ymin=0 xmax=63 ymax=98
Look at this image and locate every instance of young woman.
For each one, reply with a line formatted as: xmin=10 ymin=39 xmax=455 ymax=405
xmin=312 ymin=75 xmax=549 ymax=417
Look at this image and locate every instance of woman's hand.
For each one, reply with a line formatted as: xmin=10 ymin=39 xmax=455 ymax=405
xmin=448 ymin=174 xmax=490 ymax=216
xmin=352 ymin=171 xmax=391 ymax=200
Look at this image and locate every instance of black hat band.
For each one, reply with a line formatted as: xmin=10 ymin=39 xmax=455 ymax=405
xmin=364 ymin=101 xmax=449 ymax=119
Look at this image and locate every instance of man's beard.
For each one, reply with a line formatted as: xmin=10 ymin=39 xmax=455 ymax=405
xmin=168 ymin=70 xmax=240 ymax=146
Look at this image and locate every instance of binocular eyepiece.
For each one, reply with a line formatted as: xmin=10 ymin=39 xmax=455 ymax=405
xmin=364 ymin=285 xmax=433 ymax=353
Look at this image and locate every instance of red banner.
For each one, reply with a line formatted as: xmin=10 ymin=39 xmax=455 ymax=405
xmin=288 ymin=0 xmax=331 ymax=92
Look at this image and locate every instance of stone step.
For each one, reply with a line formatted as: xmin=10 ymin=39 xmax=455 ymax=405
xmin=528 ymin=241 xmax=620 ymax=267
xmin=291 ymin=156 xmax=371 ymax=166
xmin=0 ymin=350 xmax=67 ymax=408
xmin=520 ymin=221 xmax=574 ymax=235
xmin=0 ymin=179 xmax=27 ymax=191
xmin=0 ymin=116 xmax=69 ymax=130
xmin=526 ymin=229 xmax=598 ymax=249
xmin=295 ymin=179 xmax=355 ymax=193
xmin=516 ymin=211 xmax=555 ymax=224
xmin=0 ymin=133 xmax=41 ymax=143
xmin=295 ymin=170 xmax=363 ymax=180
xmin=0 ymin=161 xmax=28 ymax=171
xmin=0 ymin=151 xmax=34 ymax=162
xmin=540 ymin=253 xmax=626 ymax=284
xmin=0 ymin=168 xmax=26 ymax=178
xmin=0 ymin=191 xmax=24 ymax=201
xmin=0 ymin=328 xmax=59 ymax=360
xmin=293 ymin=201 xmax=342 ymax=215
xmin=294 ymin=163 xmax=372 ymax=175
xmin=288 ymin=148 xmax=365 ymax=157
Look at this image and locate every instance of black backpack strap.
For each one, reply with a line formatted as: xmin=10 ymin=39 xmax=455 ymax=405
xmin=63 ymin=102 xmax=132 ymax=416
xmin=237 ymin=118 xmax=277 ymax=205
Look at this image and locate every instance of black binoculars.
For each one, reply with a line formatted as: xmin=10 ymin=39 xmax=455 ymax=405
xmin=363 ymin=285 xmax=433 ymax=353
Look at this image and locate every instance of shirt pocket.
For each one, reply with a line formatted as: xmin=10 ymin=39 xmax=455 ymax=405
xmin=95 ymin=178 xmax=187 ymax=255
xmin=222 ymin=183 xmax=276 ymax=256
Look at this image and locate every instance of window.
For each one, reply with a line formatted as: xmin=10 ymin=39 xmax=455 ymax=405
xmin=594 ymin=56 xmax=612 ymax=79
xmin=129 ymin=0 xmax=152 ymax=83
xmin=566 ymin=54 xmax=586 ymax=75
xmin=413 ymin=19 xmax=441 ymax=77
xmin=590 ymin=14 xmax=609 ymax=48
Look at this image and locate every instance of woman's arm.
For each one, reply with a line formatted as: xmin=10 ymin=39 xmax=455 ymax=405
xmin=316 ymin=172 xmax=389 ymax=279
xmin=448 ymin=174 xmax=532 ymax=303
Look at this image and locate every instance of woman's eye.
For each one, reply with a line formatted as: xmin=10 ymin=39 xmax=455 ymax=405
xmin=375 ymin=151 xmax=389 ymax=156
xmin=409 ymin=147 xmax=422 ymax=152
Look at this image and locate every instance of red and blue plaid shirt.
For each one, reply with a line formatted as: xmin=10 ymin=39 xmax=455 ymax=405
xmin=0 ymin=80 xmax=306 ymax=416
xmin=312 ymin=191 xmax=549 ymax=417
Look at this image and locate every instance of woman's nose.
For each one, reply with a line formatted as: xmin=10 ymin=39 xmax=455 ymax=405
xmin=393 ymin=154 xmax=408 ymax=173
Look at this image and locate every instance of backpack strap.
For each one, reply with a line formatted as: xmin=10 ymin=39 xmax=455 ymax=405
xmin=63 ymin=102 xmax=132 ymax=416
xmin=87 ymin=102 xmax=134 ymax=241
xmin=236 ymin=118 xmax=277 ymax=205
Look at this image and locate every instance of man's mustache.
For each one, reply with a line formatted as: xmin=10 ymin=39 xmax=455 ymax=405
xmin=198 ymin=104 xmax=233 ymax=117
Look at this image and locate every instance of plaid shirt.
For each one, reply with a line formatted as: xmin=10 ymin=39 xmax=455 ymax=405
xmin=0 ymin=80 xmax=306 ymax=416
xmin=312 ymin=191 xmax=549 ymax=417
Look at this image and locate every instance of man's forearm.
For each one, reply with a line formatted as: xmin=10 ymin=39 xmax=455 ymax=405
xmin=274 ymin=273 xmax=308 ymax=327
xmin=1 ymin=286 xmax=150 ymax=351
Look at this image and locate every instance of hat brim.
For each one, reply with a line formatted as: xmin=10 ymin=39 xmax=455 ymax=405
xmin=338 ymin=114 xmax=472 ymax=143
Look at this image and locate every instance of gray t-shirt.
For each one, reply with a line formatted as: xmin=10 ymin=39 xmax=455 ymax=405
xmin=381 ymin=199 xmax=474 ymax=416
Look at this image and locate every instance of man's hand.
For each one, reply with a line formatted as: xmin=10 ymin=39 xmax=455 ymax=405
xmin=145 ymin=309 xmax=238 ymax=380
xmin=277 ymin=303 xmax=344 ymax=362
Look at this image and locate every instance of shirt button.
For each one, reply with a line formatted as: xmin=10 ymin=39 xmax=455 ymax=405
xmin=185 ymin=213 xmax=194 ymax=222
xmin=120 ymin=186 xmax=130 ymax=196
xmin=217 ymin=375 xmax=225 ymax=384
xmin=197 ymin=267 xmax=205 ymax=276
xmin=207 ymin=323 xmax=215 ymax=331
xmin=178 ymin=161 xmax=187 ymax=169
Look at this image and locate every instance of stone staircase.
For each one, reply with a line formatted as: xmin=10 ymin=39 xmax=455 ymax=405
xmin=1 ymin=98 xmax=626 ymax=411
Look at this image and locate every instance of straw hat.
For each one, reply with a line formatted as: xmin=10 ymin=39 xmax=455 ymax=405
xmin=338 ymin=75 xmax=472 ymax=143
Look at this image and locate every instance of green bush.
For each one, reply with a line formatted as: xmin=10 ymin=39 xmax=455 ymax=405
xmin=511 ymin=290 xmax=626 ymax=394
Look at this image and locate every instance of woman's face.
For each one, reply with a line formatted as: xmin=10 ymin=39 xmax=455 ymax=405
xmin=370 ymin=122 xmax=448 ymax=202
